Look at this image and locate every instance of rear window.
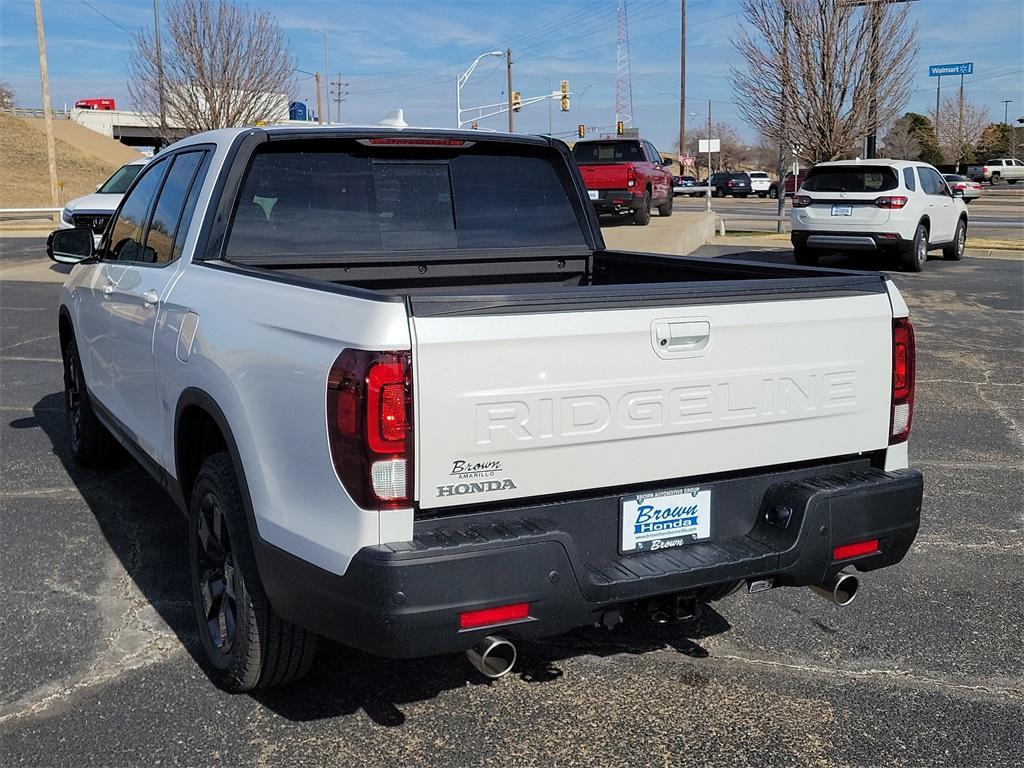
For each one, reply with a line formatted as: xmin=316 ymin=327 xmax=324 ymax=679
xmin=748 ymin=172 xmax=768 ymax=179
xmin=225 ymin=140 xmax=587 ymax=259
xmin=943 ymin=174 xmax=968 ymax=182
xmin=802 ymin=165 xmax=899 ymax=193
xmin=572 ymin=141 xmax=644 ymax=164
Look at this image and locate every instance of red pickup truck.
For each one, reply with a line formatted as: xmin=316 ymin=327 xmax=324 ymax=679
xmin=572 ymin=139 xmax=673 ymax=225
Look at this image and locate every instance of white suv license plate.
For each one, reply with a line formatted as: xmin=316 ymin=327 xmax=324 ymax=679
xmin=588 ymin=190 xmax=599 ymax=200
xmin=831 ymin=204 xmax=853 ymax=216
xmin=620 ymin=487 xmax=712 ymax=554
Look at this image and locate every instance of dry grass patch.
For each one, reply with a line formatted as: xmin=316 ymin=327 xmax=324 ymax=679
xmin=0 ymin=114 xmax=123 ymax=208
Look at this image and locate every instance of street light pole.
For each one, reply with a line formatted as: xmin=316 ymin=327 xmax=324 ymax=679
xmin=152 ymin=0 xmax=167 ymax=144
xmin=312 ymin=28 xmax=329 ymax=122
xmin=577 ymin=84 xmax=592 ymax=133
xmin=545 ymin=77 xmax=552 ymax=136
xmin=455 ymin=50 xmax=504 ymax=128
xmin=706 ymin=98 xmax=712 ymax=212
xmin=1002 ymin=99 xmax=1013 ymax=125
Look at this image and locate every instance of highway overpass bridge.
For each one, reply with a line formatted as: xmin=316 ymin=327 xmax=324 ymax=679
xmin=70 ymin=108 xmax=188 ymax=147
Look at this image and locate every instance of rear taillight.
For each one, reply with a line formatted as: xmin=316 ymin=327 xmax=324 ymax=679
xmin=727 ymin=179 xmax=734 ymax=187
xmin=875 ymin=196 xmax=909 ymax=209
xmin=626 ymin=164 xmax=636 ymax=188
xmin=890 ymin=318 xmax=915 ymax=444
xmin=792 ymin=194 xmax=812 ymax=208
xmin=327 ymin=349 xmax=413 ymax=509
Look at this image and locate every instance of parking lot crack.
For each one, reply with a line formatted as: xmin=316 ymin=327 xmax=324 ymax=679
xmin=711 ymin=653 xmax=1024 ymax=699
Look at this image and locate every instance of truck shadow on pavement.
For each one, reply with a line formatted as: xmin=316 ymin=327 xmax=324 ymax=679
xmin=24 ymin=390 xmax=732 ymax=727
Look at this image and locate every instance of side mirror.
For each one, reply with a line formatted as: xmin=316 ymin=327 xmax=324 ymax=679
xmin=951 ymin=188 xmax=964 ymax=197
xmin=48 ymin=228 xmax=95 ymax=264
xmin=661 ymin=157 xmax=673 ymax=166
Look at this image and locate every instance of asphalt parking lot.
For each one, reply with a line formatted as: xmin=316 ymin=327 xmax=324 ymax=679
xmin=1 ymin=236 xmax=1021 ymax=767
xmin=672 ymin=189 xmax=1024 ymax=239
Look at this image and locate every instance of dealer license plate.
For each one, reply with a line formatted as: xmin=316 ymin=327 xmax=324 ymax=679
xmin=620 ymin=487 xmax=711 ymax=554
xmin=588 ymin=190 xmax=599 ymax=200
xmin=831 ymin=204 xmax=853 ymax=216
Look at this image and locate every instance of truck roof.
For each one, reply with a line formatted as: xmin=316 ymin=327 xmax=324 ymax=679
xmin=167 ymin=125 xmax=555 ymax=153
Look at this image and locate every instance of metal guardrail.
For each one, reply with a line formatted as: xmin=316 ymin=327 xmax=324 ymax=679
xmin=4 ymin=107 xmax=50 ymax=118
xmin=0 ymin=207 xmax=61 ymax=223
xmin=715 ymin=214 xmax=790 ymax=236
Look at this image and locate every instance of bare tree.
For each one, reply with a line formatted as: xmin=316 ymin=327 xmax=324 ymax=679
xmin=0 ymin=81 xmax=13 ymax=110
xmin=932 ymin=96 xmax=989 ymax=170
xmin=731 ymin=0 xmax=917 ymax=164
xmin=683 ymin=122 xmax=751 ymax=175
xmin=881 ymin=115 xmax=921 ymax=160
xmin=128 ymin=0 xmax=294 ymax=137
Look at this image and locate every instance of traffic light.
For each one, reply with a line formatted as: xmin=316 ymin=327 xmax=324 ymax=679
xmin=577 ymin=124 xmax=586 ymax=139
xmin=511 ymin=91 xmax=522 ymax=112
xmin=616 ymin=120 xmax=624 ymax=136
xmin=560 ymin=80 xmax=570 ymax=112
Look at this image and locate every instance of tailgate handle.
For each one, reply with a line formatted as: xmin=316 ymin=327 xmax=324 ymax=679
xmin=653 ymin=320 xmax=711 ymax=357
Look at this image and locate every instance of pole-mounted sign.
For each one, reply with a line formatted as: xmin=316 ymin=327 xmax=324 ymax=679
xmin=929 ymin=62 xmax=973 ymax=137
xmin=928 ymin=62 xmax=973 ymax=76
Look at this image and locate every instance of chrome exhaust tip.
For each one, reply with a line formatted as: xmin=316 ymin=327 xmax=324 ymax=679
xmin=466 ymin=635 xmax=517 ymax=679
xmin=810 ymin=571 xmax=860 ymax=606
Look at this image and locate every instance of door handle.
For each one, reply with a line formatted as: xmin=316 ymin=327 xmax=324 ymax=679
xmin=142 ymin=289 xmax=159 ymax=305
xmin=652 ymin=319 xmax=711 ymax=358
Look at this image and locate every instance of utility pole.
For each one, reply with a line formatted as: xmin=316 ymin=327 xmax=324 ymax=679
xmin=679 ymin=0 xmax=686 ymax=164
xmin=506 ymin=48 xmax=514 ymax=132
xmin=152 ymin=0 xmax=167 ymax=145
xmin=545 ymin=77 xmax=552 ymax=136
xmin=331 ymin=75 xmax=348 ymax=123
xmin=33 ymin=0 xmax=59 ymax=218
xmin=314 ymin=72 xmax=323 ymax=125
xmin=1001 ymin=99 xmax=1012 ymax=125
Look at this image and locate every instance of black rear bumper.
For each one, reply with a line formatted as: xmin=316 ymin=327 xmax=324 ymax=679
xmin=588 ymin=188 xmax=642 ymax=213
xmin=256 ymin=461 xmax=923 ymax=659
xmin=792 ymin=229 xmax=911 ymax=252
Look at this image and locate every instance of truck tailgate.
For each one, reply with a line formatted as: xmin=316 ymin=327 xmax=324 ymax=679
xmin=410 ymin=293 xmax=894 ymax=510
xmin=578 ymin=164 xmax=629 ymax=190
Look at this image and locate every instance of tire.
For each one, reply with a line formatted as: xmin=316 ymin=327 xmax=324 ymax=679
xmin=901 ymin=223 xmax=929 ymax=272
xmin=633 ymin=189 xmax=651 ymax=225
xmin=768 ymin=187 xmax=778 ymax=199
xmin=63 ymin=337 xmax=117 ymax=467
xmin=943 ymin=218 xmax=967 ymax=261
xmin=657 ymin=188 xmax=673 ymax=217
xmin=793 ymin=242 xmax=820 ymax=266
xmin=189 ymin=452 xmax=317 ymax=692
xmin=758 ymin=192 xmax=767 ymax=198
xmin=989 ymin=173 xmax=1000 ymax=186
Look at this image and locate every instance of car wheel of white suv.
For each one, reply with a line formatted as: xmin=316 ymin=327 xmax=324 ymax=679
xmin=943 ymin=219 xmax=967 ymax=261
xmin=902 ymin=223 xmax=929 ymax=272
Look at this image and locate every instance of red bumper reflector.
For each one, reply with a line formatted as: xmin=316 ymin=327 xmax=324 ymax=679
xmin=833 ymin=539 xmax=879 ymax=560
xmin=459 ymin=603 xmax=529 ymax=629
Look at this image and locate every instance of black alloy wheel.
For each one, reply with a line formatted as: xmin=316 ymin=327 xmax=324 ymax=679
xmin=195 ymin=490 xmax=238 ymax=656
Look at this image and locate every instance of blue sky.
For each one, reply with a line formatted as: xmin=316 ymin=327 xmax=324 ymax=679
xmin=2 ymin=0 xmax=1022 ymax=150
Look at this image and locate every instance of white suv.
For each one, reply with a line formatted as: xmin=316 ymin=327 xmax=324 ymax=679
xmin=790 ymin=159 xmax=968 ymax=272
xmin=748 ymin=171 xmax=772 ymax=197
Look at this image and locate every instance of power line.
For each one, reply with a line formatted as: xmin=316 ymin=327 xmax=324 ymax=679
xmin=79 ymin=0 xmax=132 ymax=33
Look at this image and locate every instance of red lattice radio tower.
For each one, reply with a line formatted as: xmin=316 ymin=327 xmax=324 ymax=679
xmin=614 ymin=0 xmax=634 ymax=129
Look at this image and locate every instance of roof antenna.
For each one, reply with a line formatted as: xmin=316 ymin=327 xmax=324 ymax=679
xmin=379 ymin=109 xmax=407 ymax=128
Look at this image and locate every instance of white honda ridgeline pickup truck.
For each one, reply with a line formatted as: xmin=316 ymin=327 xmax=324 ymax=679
xmin=49 ymin=126 xmax=923 ymax=691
